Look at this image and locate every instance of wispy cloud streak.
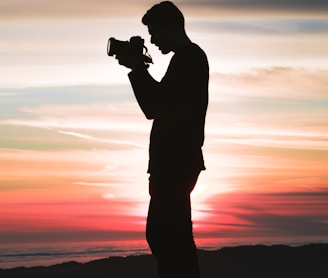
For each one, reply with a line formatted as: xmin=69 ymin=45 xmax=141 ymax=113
xmin=197 ymin=190 xmax=328 ymax=242
xmin=58 ymin=130 xmax=147 ymax=148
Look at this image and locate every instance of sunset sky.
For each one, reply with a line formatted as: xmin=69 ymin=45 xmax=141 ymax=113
xmin=1 ymin=0 xmax=328 ymax=246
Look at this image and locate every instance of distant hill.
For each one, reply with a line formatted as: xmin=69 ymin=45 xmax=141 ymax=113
xmin=1 ymin=243 xmax=328 ymax=278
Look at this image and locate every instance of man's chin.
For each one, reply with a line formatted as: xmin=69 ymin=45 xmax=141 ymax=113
xmin=160 ymin=49 xmax=171 ymax=54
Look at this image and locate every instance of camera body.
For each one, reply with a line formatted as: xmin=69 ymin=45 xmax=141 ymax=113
xmin=107 ymin=36 xmax=152 ymax=65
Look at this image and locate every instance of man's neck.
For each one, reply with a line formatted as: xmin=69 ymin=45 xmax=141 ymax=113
xmin=173 ymin=33 xmax=191 ymax=53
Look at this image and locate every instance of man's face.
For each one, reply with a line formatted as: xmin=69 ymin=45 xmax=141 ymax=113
xmin=148 ymin=24 xmax=172 ymax=54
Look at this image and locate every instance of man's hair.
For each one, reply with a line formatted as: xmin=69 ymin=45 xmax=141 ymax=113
xmin=142 ymin=1 xmax=185 ymax=29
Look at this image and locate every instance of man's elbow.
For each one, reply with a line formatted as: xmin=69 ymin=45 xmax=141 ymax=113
xmin=142 ymin=108 xmax=155 ymax=119
xmin=145 ymin=113 xmax=154 ymax=120
xmin=138 ymin=105 xmax=154 ymax=119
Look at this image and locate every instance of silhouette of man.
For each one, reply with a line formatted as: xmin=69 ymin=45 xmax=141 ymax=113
xmin=115 ymin=2 xmax=208 ymax=277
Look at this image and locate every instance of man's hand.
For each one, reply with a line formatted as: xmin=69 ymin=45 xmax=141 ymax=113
xmin=115 ymin=54 xmax=137 ymax=69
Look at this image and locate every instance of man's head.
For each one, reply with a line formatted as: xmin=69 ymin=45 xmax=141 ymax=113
xmin=142 ymin=1 xmax=186 ymax=54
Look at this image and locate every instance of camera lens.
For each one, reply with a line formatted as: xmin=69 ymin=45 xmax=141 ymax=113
xmin=107 ymin=38 xmax=111 ymax=56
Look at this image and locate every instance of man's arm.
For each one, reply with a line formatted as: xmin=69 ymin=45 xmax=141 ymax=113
xmin=128 ymin=63 xmax=159 ymax=119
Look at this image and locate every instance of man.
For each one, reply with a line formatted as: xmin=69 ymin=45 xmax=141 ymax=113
xmin=115 ymin=1 xmax=208 ymax=277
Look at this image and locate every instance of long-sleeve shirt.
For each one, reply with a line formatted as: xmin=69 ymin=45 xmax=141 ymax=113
xmin=128 ymin=42 xmax=209 ymax=174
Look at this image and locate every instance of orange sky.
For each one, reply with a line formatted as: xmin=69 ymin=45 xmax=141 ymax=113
xmin=1 ymin=0 xmax=328 ymax=246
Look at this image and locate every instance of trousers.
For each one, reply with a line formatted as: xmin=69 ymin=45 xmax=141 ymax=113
xmin=146 ymin=169 xmax=201 ymax=278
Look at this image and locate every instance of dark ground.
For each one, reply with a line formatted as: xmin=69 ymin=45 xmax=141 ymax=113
xmin=1 ymin=244 xmax=328 ymax=278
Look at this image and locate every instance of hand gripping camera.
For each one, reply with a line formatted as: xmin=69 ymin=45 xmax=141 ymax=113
xmin=107 ymin=36 xmax=153 ymax=66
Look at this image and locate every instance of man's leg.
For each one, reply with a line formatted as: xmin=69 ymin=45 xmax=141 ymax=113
xmin=146 ymin=170 xmax=200 ymax=278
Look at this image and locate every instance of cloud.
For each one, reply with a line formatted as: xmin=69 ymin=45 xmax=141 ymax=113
xmin=205 ymin=0 xmax=328 ymax=11
xmin=182 ymin=0 xmax=328 ymax=14
xmin=0 ymin=229 xmax=145 ymax=245
xmin=5 ymin=102 xmax=146 ymax=128
xmin=190 ymin=18 xmax=328 ymax=37
xmin=0 ymin=1 xmax=147 ymax=18
xmin=199 ymin=189 xmax=328 ymax=241
xmin=58 ymin=130 xmax=147 ymax=149
xmin=1 ymin=0 xmax=327 ymax=19
xmin=0 ymin=98 xmax=151 ymax=152
xmin=206 ymin=67 xmax=328 ymax=140
xmin=211 ymin=67 xmax=328 ymax=99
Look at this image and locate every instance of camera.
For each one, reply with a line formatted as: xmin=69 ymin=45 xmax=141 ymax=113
xmin=107 ymin=36 xmax=152 ymax=65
